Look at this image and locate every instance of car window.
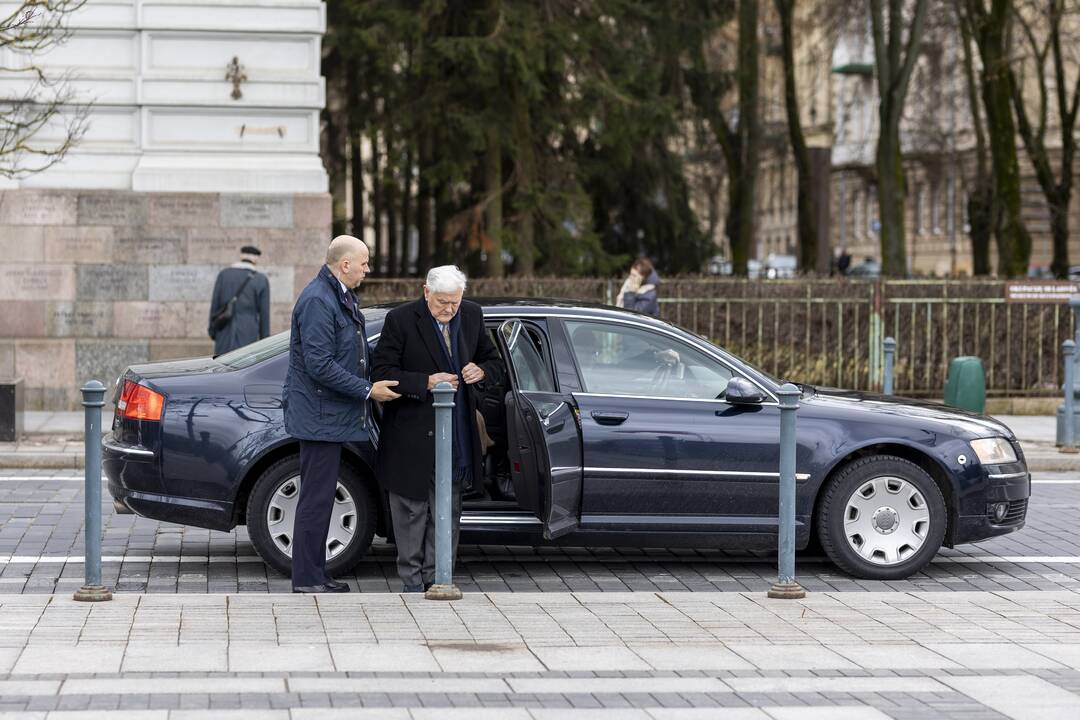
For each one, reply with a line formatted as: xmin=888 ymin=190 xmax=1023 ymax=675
xmin=500 ymin=320 xmax=556 ymax=393
xmin=217 ymin=332 xmax=290 ymax=369
xmin=565 ymin=320 xmax=733 ymax=399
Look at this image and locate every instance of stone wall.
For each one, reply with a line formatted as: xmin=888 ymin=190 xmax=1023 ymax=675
xmin=0 ymin=189 xmax=331 ymax=410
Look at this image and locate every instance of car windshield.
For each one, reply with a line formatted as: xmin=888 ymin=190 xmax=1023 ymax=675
xmin=216 ymin=305 xmax=393 ymax=369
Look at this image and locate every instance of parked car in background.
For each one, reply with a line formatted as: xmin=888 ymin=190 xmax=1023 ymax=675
xmin=706 ymin=256 xmax=762 ymax=279
xmin=847 ymin=258 xmax=881 ymax=278
xmin=764 ymin=254 xmax=797 ymax=279
xmin=104 ymin=300 xmax=1029 ymax=581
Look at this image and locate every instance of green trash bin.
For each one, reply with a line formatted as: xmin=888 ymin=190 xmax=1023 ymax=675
xmin=944 ymin=356 xmax=986 ymax=413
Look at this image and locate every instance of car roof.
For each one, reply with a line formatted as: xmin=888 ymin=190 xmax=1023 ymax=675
xmin=367 ymin=296 xmax=667 ymax=325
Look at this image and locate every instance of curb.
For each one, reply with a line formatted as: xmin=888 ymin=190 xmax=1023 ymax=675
xmin=0 ymin=453 xmax=85 ymax=469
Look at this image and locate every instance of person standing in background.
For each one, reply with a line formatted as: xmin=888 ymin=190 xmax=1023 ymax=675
xmin=616 ymin=257 xmax=661 ymax=317
xmin=208 ymin=245 xmax=270 ymax=356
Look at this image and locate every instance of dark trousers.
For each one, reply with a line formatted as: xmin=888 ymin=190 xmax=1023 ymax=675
xmin=388 ymin=465 xmax=470 ymax=589
xmin=291 ymin=440 xmax=342 ymax=588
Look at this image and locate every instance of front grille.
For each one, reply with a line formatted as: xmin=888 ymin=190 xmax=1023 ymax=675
xmin=988 ymin=499 xmax=1028 ymax=525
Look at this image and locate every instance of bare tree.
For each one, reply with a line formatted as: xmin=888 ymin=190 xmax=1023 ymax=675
xmin=1010 ymin=0 xmax=1080 ymax=278
xmin=1 ymin=1 xmax=89 ymax=178
xmin=870 ymin=0 xmax=931 ymax=276
xmin=965 ymin=0 xmax=1032 ymax=277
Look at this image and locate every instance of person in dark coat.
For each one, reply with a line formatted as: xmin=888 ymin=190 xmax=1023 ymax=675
xmin=208 ymin=245 xmax=271 ymax=356
xmin=371 ymin=265 xmax=502 ymax=592
xmin=615 ymin=257 xmax=661 ymax=317
xmin=282 ymin=236 xmax=401 ymax=593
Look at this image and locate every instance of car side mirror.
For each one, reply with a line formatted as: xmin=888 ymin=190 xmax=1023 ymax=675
xmin=725 ymin=377 xmax=766 ymax=405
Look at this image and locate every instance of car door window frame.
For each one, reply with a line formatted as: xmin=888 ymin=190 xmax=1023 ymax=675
xmin=488 ymin=318 xmax=558 ymax=394
xmin=553 ymin=317 xmax=777 ymax=405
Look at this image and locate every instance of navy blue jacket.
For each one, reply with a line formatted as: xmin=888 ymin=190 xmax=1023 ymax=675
xmin=620 ymin=270 xmax=661 ymax=317
xmin=208 ymin=264 xmax=271 ymax=356
xmin=282 ymin=265 xmax=372 ymax=442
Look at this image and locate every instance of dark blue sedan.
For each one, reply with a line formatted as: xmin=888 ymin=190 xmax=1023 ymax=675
xmin=103 ymin=300 xmax=1030 ymax=580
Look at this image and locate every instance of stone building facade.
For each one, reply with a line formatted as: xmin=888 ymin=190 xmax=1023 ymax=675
xmin=0 ymin=1 xmax=330 ymax=410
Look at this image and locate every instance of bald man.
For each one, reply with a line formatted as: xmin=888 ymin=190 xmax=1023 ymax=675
xmin=282 ymin=236 xmax=400 ymax=593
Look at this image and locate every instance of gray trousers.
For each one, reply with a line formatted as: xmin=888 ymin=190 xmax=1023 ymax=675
xmin=388 ymin=466 xmax=469 ymax=588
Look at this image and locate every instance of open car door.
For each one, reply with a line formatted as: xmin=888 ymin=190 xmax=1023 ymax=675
xmin=498 ymin=319 xmax=583 ymax=539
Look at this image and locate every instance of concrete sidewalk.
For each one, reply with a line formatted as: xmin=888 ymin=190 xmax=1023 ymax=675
xmin=0 ymin=590 xmax=1078 ymax=718
xmin=2 ymin=411 xmax=1075 ymax=471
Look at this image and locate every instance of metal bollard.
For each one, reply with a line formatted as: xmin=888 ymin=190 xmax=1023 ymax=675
xmin=768 ymin=383 xmax=806 ymax=599
xmin=425 ymin=381 xmax=462 ymax=600
xmin=74 ymin=380 xmax=112 ymax=602
xmin=883 ymin=337 xmax=896 ymax=395
xmin=1063 ymin=341 xmax=1077 ymax=454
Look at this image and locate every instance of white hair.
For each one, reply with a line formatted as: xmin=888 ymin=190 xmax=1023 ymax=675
xmin=425 ymin=265 xmax=467 ymax=293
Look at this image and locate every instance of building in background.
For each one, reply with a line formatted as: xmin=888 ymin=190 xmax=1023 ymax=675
xmin=0 ymin=0 xmax=331 ymax=410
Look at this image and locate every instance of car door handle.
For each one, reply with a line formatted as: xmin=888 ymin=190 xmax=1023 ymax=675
xmin=591 ymin=411 xmax=628 ymax=425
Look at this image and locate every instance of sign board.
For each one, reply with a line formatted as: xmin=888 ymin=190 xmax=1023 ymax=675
xmin=1005 ymin=281 xmax=1080 ymax=303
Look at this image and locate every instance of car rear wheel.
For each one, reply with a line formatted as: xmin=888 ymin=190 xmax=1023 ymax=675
xmin=817 ymin=455 xmax=946 ymax=580
xmin=246 ymin=455 xmax=376 ymax=578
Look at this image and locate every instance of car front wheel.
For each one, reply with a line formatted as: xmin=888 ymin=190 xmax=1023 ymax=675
xmin=817 ymin=455 xmax=947 ymax=580
xmin=246 ymin=455 xmax=376 ymax=578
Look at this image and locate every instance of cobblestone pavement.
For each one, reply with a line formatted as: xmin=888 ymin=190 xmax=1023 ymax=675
xmin=0 ymin=471 xmax=1077 ymax=595
xmin=0 ymin=591 xmax=1079 ymax=718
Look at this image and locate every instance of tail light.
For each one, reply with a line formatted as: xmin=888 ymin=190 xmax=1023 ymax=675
xmin=117 ymin=380 xmax=164 ymax=421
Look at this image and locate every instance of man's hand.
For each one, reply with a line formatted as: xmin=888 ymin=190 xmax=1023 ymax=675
xmin=370 ymin=380 xmax=401 ymax=402
xmin=461 ymin=362 xmax=485 ymax=385
xmin=427 ymin=372 xmax=459 ymax=390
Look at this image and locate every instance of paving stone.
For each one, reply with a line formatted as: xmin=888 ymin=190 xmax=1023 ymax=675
xmin=531 ymin=646 xmax=651 ymax=672
xmin=926 ymin=643 xmax=1066 ymax=670
xmin=120 ymin=642 xmax=228 ymax=672
xmin=940 ymin=674 xmax=1080 ymax=719
xmin=431 ymin=646 xmax=544 ymax=673
xmin=14 ymin=644 xmax=125 ymax=674
xmin=329 ymin=644 xmax=438 ymax=672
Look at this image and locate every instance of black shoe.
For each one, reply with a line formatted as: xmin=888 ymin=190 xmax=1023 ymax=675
xmin=402 ymin=584 xmax=425 ymax=593
xmin=293 ymin=583 xmax=349 ymax=594
xmin=324 ymin=579 xmax=350 ymax=592
xmin=424 ymin=582 xmax=433 ymax=592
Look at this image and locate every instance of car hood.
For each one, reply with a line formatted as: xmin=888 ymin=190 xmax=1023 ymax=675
xmin=803 ymin=387 xmax=1016 ymax=440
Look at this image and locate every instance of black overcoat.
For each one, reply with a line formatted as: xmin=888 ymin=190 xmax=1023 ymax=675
xmin=208 ymin=264 xmax=271 ymax=356
xmin=371 ymin=297 xmax=501 ymax=500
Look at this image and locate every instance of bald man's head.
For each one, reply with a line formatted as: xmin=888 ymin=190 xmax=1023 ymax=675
xmin=326 ymin=235 xmax=370 ymax=289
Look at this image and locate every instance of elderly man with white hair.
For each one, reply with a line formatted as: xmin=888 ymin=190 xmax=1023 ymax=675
xmin=371 ymin=265 xmax=501 ymax=592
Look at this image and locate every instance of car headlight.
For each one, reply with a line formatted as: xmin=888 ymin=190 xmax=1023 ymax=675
xmin=970 ymin=437 xmax=1017 ymax=465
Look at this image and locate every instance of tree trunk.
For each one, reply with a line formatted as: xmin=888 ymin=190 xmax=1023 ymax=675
xmin=775 ymin=0 xmax=817 ymax=274
xmin=1050 ymin=190 xmax=1070 ymax=278
xmin=512 ymin=89 xmax=536 ymax=276
xmin=876 ymin=122 xmax=907 ymax=275
xmin=384 ymin=130 xmax=399 ymax=277
xmin=345 ymin=59 xmax=364 ymax=239
xmin=370 ymin=129 xmax=383 ymax=275
xmin=484 ymin=127 xmax=503 ymax=278
xmin=730 ymin=0 xmax=759 ymax=276
xmin=417 ymin=129 xmax=434 ymax=273
xmin=971 ymin=0 xmax=1031 ymax=276
xmin=400 ymin=144 xmax=413 ymax=276
xmin=956 ymin=1 xmax=992 ymax=276
xmin=322 ymin=51 xmax=348 ymax=236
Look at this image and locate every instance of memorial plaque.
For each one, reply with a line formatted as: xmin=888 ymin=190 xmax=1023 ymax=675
xmin=114 ymin=302 xmax=187 ymax=338
xmin=0 ymin=302 xmax=46 ymax=337
xmin=77 ymin=193 xmax=148 ymax=226
xmin=16 ymin=340 xmax=75 ymax=388
xmin=0 ymin=226 xmax=45 ymax=262
xmin=77 ymin=264 xmax=149 ymax=301
xmin=149 ymin=339 xmax=213 ymax=361
xmin=292 ymin=194 xmax=331 ymax=229
xmin=148 ymin=265 xmax=218 ymax=302
xmin=0 ymin=190 xmax=77 ymax=225
xmin=76 ymin=340 xmax=149 ymax=391
xmin=187 ymin=232 xmax=240 ymax=264
xmin=113 ymin=227 xmax=187 ymax=264
xmin=220 ymin=195 xmax=293 ymax=228
xmin=44 ymin=227 xmax=113 ymax=264
xmin=1005 ymin=281 xmax=1080 ymax=303
xmin=45 ymin=302 xmax=113 ymax=338
xmin=149 ymin=194 xmax=220 ymax=227
xmin=0 ymin=265 xmax=76 ymax=301
xmin=255 ymin=229 xmax=326 ymax=266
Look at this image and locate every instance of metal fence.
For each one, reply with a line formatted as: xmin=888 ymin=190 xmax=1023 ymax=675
xmin=362 ymin=278 xmax=1078 ymax=398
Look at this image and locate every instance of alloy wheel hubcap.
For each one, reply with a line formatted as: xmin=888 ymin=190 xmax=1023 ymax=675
xmin=844 ymin=476 xmax=930 ymax=566
xmin=267 ymin=475 xmax=357 ymax=560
